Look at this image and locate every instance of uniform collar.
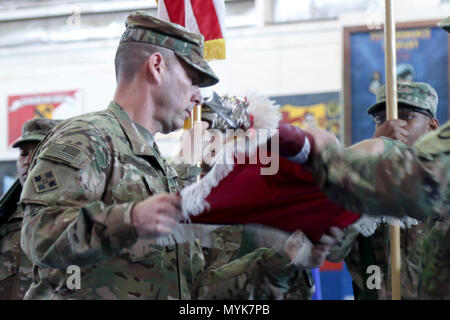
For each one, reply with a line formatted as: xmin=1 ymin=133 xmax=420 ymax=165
xmin=107 ymin=101 xmax=166 ymax=171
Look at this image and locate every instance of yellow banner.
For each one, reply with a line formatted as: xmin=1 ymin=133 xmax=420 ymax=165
xmin=281 ymin=103 xmax=327 ymax=129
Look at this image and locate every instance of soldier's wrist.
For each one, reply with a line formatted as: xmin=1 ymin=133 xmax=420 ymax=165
xmin=106 ymin=202 xmax=139 ymax=250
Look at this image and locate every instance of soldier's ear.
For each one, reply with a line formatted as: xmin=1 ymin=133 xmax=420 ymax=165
xmin=146 ymin=52 xmax=166 ymax=85
xmin=429 ymin=117 xmax=439 ymax=131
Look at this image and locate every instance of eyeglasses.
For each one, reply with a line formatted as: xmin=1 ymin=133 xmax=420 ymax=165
xmin=372 ymin=107 xmax=432 ymax=125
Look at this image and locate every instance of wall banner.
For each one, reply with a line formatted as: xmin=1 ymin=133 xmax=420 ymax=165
xmin=271 ymin=92 xmax=342 ymax=141
xmin=7 ymin=90 xmax=82 ymax=147
xmin=344 ymin=20 xmax=449 ymax=144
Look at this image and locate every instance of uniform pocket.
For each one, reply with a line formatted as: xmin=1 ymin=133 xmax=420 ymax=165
xmin=127 ymin=238 xmax=163 ymax=262
xmin=143 ymin=175 xmax=168 ymax=195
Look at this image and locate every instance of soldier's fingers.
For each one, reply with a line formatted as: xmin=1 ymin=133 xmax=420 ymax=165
xmin=148 ymin=216 xmax=177 ymax=233
xmin=390 ymin=119 xmax=407 ymax=126
xmin=156 ymin=202 xmax=181 ymax=218
xmin=312 ymin=249 xmax=329 ymax=259
xmin=397 ymin=127 xmax=409 ymax=136
xmin=311 ymin=250 xmax=329 ymax=267
xmin=392 ymin=131 xmax=409 ymax=144
xmin=328 ymin=227 xmax=344 ymax=242
xmin=158 ymin=216 xmax=178 ymax=229
xmin=155 ymin=194 xmax=182 ymax=208
xmin=318 ymin=234 xmax=338 ymax=246
xmin=314 ymin=244 xmax=332 ymax=253
xmin=154 ymin=193 xmax=179 ymax=201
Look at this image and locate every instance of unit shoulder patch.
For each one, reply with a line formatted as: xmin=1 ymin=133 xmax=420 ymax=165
xmin=32 ymin=169 xmax=59 ymax=193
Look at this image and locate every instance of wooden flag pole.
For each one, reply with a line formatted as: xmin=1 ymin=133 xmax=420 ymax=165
xmin=193 ymin=105 xmax=202 ymax=182
xmin=384 ymin=0 xmax=401 ymax=300
xmin=183 ymin=105 xmax=203 ymax=182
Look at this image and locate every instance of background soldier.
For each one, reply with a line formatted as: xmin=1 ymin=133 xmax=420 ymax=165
xmin=0 ymin=118 xmax=60 ymax=299
xmin=20 ymin=12 xmax=333 ymax=300
xmin=308 ymin=17 xmax=450 ymax=298
xmin=328 ymin=82 xmax=439 ymax=299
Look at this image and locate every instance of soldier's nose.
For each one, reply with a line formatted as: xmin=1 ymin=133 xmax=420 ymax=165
xmin=192 ymin=87 xmax=202 ymax=105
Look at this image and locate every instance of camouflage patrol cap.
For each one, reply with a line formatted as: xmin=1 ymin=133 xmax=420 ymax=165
xmin=120 ymin=11 xmax=219 ymax=87
xmin=367 ymin=82 xmax=438 ymax=117
xmin=397 ymin=63 xmax=415 ymax=80
xmin=12 ymin=118 xmax=62 ymax=148
xmin=438 ymin=16 xmax=450 ymax=33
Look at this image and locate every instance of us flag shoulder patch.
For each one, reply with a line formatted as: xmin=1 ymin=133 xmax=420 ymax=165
xmin=42 ymin=143 xmax=81 ymax=163
xmin=32 ymin=169 xmax=59 ymax=193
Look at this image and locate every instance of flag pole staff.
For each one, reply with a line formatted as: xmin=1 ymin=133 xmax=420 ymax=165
xmin=384 ymin=0 xmax=401 ymax=300
xmin=193 ymin=104 xmax=202 ymax=182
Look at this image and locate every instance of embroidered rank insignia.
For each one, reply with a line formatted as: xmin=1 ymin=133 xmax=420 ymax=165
xmin=32 ymin=170 xmax=59 ymax=193
xmin=119 ymin=154 xmax=156 ymax=176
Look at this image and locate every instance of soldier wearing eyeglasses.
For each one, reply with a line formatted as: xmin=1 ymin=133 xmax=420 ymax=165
xmin=370 ymin=82 xmax=439 ymax=146
xmin=307 ymin=17 xmax=450 ymax=300
xmin=327 ymin=81 xmax=440 ymax=300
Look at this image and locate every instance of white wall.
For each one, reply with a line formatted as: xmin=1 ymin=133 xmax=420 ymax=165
xmin=0 ymin=40 xmax=118 ymax=159
xmin=0 ymin=1 xmax=449 ymax=160
xmin=0 ymin=19 xmax=344 ymax=160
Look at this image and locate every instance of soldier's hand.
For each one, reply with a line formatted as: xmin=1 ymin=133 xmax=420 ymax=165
xmin=304 ymin=127 xmax=340 ymax=155
xmin=320 ymin=226 xmax=344 ymax=245
xmin=372 ymin=119 xmax=409 ymax=144
xmin=310 ymin=227 xmax=345 ymax=267
xmin=131 ymin=193 xmax=182 ymax=238
xmin=284 ymin=230 xmax=332 ymax=269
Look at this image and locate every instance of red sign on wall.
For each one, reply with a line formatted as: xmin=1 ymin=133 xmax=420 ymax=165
xmin=8 ymin=90 xmax=82 ymax=147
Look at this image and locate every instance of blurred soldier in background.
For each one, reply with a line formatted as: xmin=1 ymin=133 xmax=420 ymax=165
xmin=308 ymin=17 xmax=450 ymax=299
xmin=0 ymin=118 xmax=60 ymax=299
xmin=328 ymin=82 xmax=439 ymax=299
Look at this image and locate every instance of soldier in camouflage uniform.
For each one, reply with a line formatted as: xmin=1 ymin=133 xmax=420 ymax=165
xmin=329 ymin=82 xmax=440 ymax=299
xmin=308 ymin=16 xmax=450 ymax=300
xmin=170 ymin=139 xmax=331 ymax=300
xmin=0 ymin=118 xmax=60 ymax=299
xmin=20 ymin=12 xmax=327 ymax=300
xmin=185 ymin=224 xmax=318 ymax=299
xmin=171 ymin=95 xmax=345 ymax=299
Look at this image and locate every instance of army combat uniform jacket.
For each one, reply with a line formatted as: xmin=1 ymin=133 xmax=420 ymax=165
xmin=0 ymin=204 xmax=34 ymax=299
xmin=313 ymin=121 xmax=450 ymax=299
xmin=329 ymin=222 xmax=423 ymax=300
xmin=20 ymin=102 xmax=306 ymax=300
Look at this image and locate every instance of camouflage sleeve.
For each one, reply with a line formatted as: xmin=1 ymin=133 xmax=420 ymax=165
xmin=20 ymin=120 xmax=138 ymax=269
xmin=169 ymin=162 xmax=202 ymax=189
xmin=194 ymin=225 xmax=310 ymax=299
xmin=196 ymin=247 xmax=304 ymax=299
xmin=326 ymin=226 xmax=360 ymax=263
xmin=312 ymin=137 xmax=449 ymax=221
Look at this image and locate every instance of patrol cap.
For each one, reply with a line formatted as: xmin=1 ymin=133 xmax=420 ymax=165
xmin=120 ymin=11 xmax=219 ymax=88
xmin=367 ymin=82 xmax=438 ymax=117
xmin=438 ymin=16 xmax=450 ymax=33
xmin=397 ymin=63 xmax=415 ymax=80
xmin=12 ymin=118 xmax=62 ymax=148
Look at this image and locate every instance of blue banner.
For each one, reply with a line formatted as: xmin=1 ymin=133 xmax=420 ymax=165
xmin=350 ymin=25 xmax=449 ymax=142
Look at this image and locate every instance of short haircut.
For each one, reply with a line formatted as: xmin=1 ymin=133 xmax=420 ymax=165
xmin=114 ymin=42 xmax=174 ymax=82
